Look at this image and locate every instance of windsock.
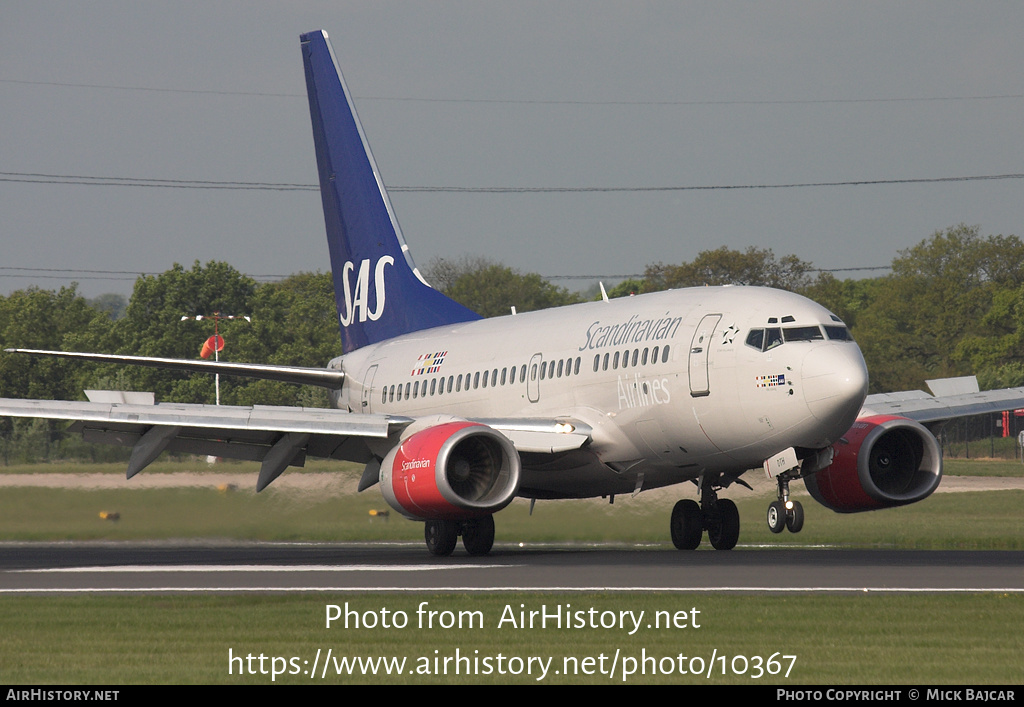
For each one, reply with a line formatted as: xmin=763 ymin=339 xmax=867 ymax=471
xmin=200 ymin=335 xmax=225 ymax=359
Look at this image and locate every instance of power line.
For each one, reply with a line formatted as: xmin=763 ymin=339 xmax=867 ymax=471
xmin=0 ymin=172 xmax=314 ymax=191
xmin=0 ymin=265 xmax=891 ymax=286
xmin=0 ymin=266 xmax=288 ymax=283
xmin=3 ymin=170 xmax=1023 ymax=193
xmin=4 ymin=78 xmax=1024 ymax=107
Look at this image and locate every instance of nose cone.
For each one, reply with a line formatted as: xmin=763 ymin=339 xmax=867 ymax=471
xmin=801 ymin=343 xmax=869 ymax=443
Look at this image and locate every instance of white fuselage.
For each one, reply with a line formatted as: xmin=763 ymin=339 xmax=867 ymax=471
xmin=330 ymin=286 xmax=869 ymax=499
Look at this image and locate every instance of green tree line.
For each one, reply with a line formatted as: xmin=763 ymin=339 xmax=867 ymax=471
xmin=2 ymin=224 xmax=1023 ymax=461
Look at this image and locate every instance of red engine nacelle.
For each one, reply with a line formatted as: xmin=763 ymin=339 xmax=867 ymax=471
xmin=379 ymin=421 xmax=521 ymax=520
xmin=804 ymin=414 xmax=942 ymax=513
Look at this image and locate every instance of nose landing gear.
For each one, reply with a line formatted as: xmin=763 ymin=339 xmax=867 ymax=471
xmin=767 ymin=475 xmax=804 ymax=534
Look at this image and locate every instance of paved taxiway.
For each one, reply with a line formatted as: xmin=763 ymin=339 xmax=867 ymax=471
xmin=1 ymin=542 xmax=1021 ymax=593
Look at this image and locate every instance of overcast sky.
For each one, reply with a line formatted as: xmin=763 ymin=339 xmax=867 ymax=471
xmin=3 ymin=1 xmax=1023 ymax=298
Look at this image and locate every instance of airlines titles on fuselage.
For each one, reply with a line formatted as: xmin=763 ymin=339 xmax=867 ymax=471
xmin=617 ymin=373 xmax=671 ymax=411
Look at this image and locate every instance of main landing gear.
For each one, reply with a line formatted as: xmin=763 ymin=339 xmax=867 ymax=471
xmin=670 ymin=482 xmax=740 ymax=551
xmin=424 ymin=515 xmax=496 ymax=557
xmin=767 ymin=474 xmax=804 ymax=534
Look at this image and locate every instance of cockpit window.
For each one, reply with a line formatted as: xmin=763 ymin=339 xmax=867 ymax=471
xmin=783 ymin=326 xmax=824 ymax=342
xmin=748 ymin=325 xmax=833 ymax=351
xmin=824 ymin=325 xmax=853 ymax=341
xmin=746 ymin=327 xmax=784 ymax=351
xmin=745 ymin=329 xmax=764 ymax=350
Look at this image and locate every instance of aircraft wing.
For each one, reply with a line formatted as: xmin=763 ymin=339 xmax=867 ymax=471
xmin=0 ymin=397 xmax=408 ymax=489
xmin=0 ymin=396 xmax=592 ymax=492
xmin=861 ymin=387 xmax=1024 ymax=425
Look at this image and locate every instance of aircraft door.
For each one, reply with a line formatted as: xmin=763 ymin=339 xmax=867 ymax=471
xmin=527 ymin=353 xmax=542 ymax=403
xmin=361 ymin=364 xmax=378 ymax=411
xmin=689 ymin=314 xmax=721 ymax=397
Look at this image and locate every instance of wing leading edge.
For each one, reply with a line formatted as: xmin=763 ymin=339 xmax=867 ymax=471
xmin=5 ymin=348 xmax=346 ymax=389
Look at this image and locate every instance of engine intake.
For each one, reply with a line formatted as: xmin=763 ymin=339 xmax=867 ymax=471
xmin=380 ymin=421 xmax=521 ymax=520
xmin=804 ymin=415 xmax=942 ymax=513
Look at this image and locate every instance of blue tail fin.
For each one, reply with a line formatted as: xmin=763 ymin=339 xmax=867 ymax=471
xmin=300 ymin=30 xmax=481 ymax=353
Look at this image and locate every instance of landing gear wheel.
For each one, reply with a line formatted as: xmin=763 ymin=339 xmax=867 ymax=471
xmin=461 ymin=515 xmax=495 ymax=556
xmin=707 ymin=498 xmax=740 ymax=551
xmin=767 ymin=501 xmax=787 ymax=534
xmin=424 ymin=520 xmax=458 ymax=556
xmin=670 ymin=499 xmax=703 ymax=550
xmin=785 ymin=500 xmax=804 ymax=533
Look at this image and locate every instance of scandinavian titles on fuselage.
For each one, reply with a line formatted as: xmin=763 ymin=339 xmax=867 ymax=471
xmin=579 ymin=312 xmax=683 ymax=352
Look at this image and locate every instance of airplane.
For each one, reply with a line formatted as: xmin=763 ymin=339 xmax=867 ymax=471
xmin=2 ymin=29 xmax=1020 ymax=556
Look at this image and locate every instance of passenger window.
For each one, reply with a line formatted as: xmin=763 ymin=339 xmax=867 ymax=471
xmin=613 ymin=351 xmax=620 ymax=369
xmin=593 ymin=354 xmax=600 ymax=372
xmin=430 ymin=378 xmax=437 ymax=396
xmin=662 ymin=345 xmax=670 ymax=363
xmin=652 ymin=346 xmax=659 ymax=363
xmin=557 ymin=360 xmax=564 ymax=377
xmin=473 ymin=372 xmax=480 ymax=389
xmin=482 ymin=370 xmax=489 ymax=388
xmin=641 ymin=348 xmax=648 ymax=365
xmin=574 ymin=357 xmax=581 ymax=375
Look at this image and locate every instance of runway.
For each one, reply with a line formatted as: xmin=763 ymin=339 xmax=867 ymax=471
xmin=2 ymin=542 xmax=1021 ymax=593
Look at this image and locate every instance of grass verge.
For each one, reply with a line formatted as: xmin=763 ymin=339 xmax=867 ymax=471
xmin=1 ymin=593 xmax=1020 ymax=684
xmin=1 ymin=484 xmax=1021 ymax=549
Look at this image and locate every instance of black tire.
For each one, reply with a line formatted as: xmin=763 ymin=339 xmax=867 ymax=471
xmin=461 ymin=515 xmax=496 ymax=556
xmin=424 ymin=520 xmax=458 ymax=556
xmin=707 ymin=498 xmax=740 ymax=551
xmin=670 ymin=499 xmax=703 ymax=550
xmin=767 ymin=501 xmax=787 ymax=534
xmin=786 ymin=500 xmax=805 ymax=533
